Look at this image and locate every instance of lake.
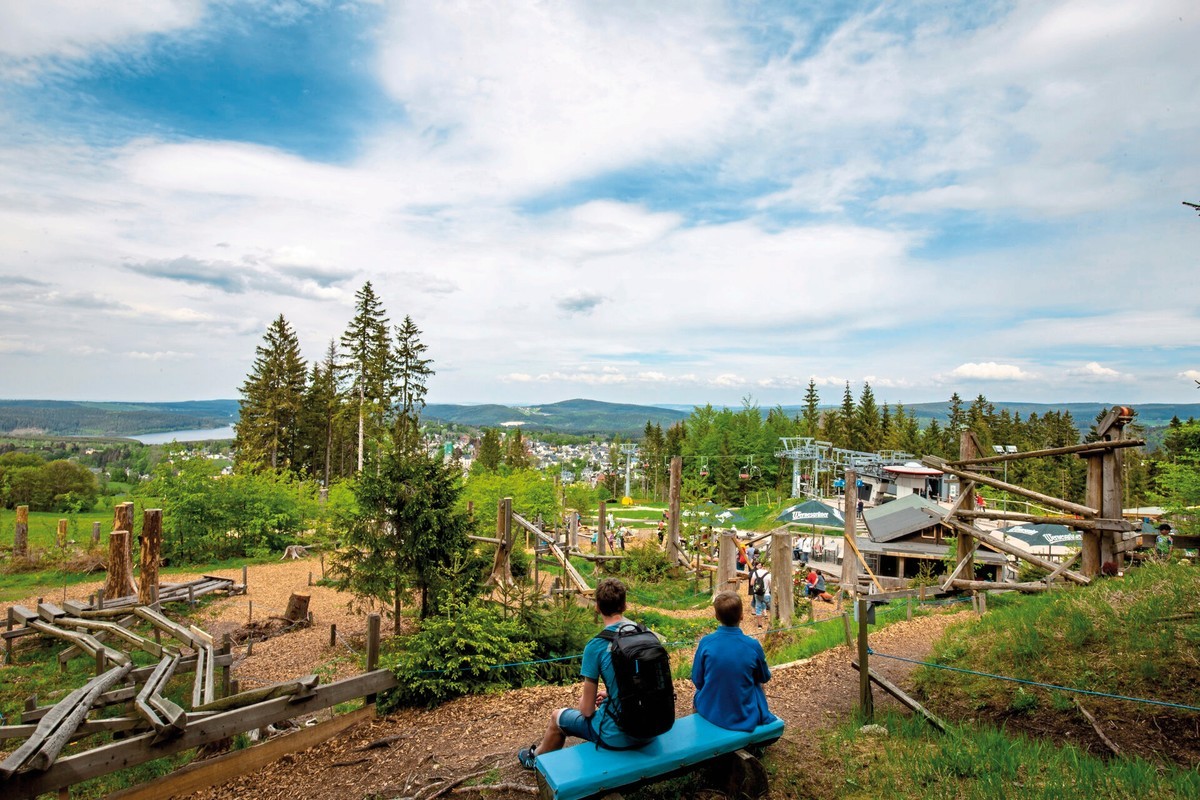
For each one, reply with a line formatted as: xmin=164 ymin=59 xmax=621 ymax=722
xmin=131 ymin=425 xmax=236 ymax=444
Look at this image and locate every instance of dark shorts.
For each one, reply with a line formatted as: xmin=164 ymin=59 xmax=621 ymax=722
xmin=556 ymin=708 xmax=600 ymax=744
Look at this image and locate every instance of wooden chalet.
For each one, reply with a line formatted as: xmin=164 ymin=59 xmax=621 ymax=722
xmin=859 ymin=495 xmax=1003 ymax=581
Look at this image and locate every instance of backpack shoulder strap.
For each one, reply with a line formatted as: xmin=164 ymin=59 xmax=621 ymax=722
xmin=595 ymin=629 xmax=616 ymax=642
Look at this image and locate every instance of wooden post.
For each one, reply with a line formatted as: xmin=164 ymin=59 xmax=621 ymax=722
xmin=248 ymin=600 xmax=253 ymax=625
xmin=717 ymin=531 xmax=738 ymax=597
xmin=220 ymin=634 xmax=232 ymax=698
xmin=14 ymin=505 xmax=28 ymax=558
xmin=1082 ymin=455 xmax=1103 ymax=576
xmin=840 ymin=469 xmax=860 ymax=598
xmin=597 ymin=500 xmax=607 ymax=556
xmin=842 ymin=611 xmax=853 ymax=648
xmin=91 ymin=521 xmax=101 ymax=546
xmin=320 ymin=553 xmax=325 ymax=578
xmin=955 ymin=433 xmax=978 ymax=581
xmin=96 ymin=589 xmax=104 ymax=611
xmin=365 ymin=613 xmax=381 ymax=706
xmin=105 ymin=503 xmax=137 ymax=600
xmin=771 ymin=530 xmax=794 ymax=627
xmin=138 ymin=510 xmax=162 ymax=606
xmin=857 ymin=599 xmax=873 ymax=720
xmin=242 ymin=565 xmax=248 ymax=592
xmin=330 ymin=624 xmax=337 ymax=648
xmin=56 ymin=519 xmax=67 ymax=549
xmin=487 ymin=497 xmax=514 ymax=587
xmin=666 ymin=456 xmax=683 ymax=564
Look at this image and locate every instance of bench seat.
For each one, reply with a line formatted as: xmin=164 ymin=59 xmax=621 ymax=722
xmin=535 ymin=714 xmax=785 ymax=800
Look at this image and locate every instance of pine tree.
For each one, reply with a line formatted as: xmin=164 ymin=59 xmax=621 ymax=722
xmin=475 ymin=429 xmax=502 ymax=472
xmin=505 ymin=428 xmax=531 ymax=469
xmin=802 ymin=380 xmax=821 ymax=437
xmin=947 ymin=393 xmax=966 ymax=437
xmin=235 ymin=314 xmax=308 ymax=471
xmin=855 ymin=382 xmax=882 ymax=452
xmin=838 ymin=382 xmax=857 ymax=449
xmin=339 ymin=282 xmax=392 ymax=472
xmin=393 ymin=315 xmax=434 ymax=444
xmin=299 ymin=339 xmax=341 ymax=484
xmin=330 ymin=423 xmax=469 ymax=623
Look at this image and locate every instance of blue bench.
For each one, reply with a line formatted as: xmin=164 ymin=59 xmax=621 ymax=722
xmin=534 ymin=714 xmax=786 ymax=800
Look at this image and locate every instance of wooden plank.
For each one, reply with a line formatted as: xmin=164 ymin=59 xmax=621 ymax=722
xmin=133 ymin=607 xmax=202 ymax=648
xmin=21 ymin=686 xmax=138 ymax=724
xmin=942 ymin=518 xmax=1090 ymax=585
xmin=940 ymin=543 xmax=979 ymax=592
xmin=3 ymin=669 xmax=398 ymax=799
xmin=952 ymin=438 xmax=1144 ymax=466
xmin=36 ymin=604 xmax=66 ymax=622
xmin=192 ymin=645 xmax=207 ymax=708
xmin=9 ymin=606 xmax=38 ymax=625
xmin=956 ymin=510 xmax=1129 ymax=532
xmin=1 ymin=662 xmax=134 ymax=776
xmin=55 ymin=618 xmax=163 ymax=658
xmin=841 ymin=534 xmax=884 ymax=593
xmin=924 ymin=457 xmax=1098 ymax=517
xmin=851 ymin=660 xmax=946 ymax=733
xmin=103 ymin=706 xmax=375 ymax=800
xmin=949 ymin=579 xmax=1054 ymax=593
xmin=0 ymin=717 xmax=143 ymax=742
xmin=192 ymin=675 xmax=319 ymax=713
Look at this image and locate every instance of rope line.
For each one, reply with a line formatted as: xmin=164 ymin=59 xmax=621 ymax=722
xmin=868 ymin=649 xmax=1200 ymax=714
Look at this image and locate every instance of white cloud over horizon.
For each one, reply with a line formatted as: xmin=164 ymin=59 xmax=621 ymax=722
xmin=0 ymin=1 xmax=1198 ymax=408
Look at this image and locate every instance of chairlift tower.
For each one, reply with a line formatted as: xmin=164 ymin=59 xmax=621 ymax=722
xmin=776 ymin=437 xmax=833 ymax=498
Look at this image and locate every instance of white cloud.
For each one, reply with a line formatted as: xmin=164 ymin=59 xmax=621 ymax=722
xmin=945 ymin=362 xmax=1037 ymax=381
xmin=1066 ymin=362 xmax=1128 ymax=381
xmin=1177 ymin=370 xmax=1200 ymax=382
xmin=0 ymin=0 xmax=202 ymax=74
xmin=127 ymin=350 xmax=192 ymax=361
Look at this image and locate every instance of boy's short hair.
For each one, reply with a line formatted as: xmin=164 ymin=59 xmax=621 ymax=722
xmin=713 ymin=591 xmax=743 ymax=626
xmin=595 ymin=578 xmax=628 ymax=616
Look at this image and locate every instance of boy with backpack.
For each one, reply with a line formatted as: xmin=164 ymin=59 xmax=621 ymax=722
xmin=691 ymin=591 xmax=776 ymax=731
xmin=518 ymin=578 xmax=674 ymax=769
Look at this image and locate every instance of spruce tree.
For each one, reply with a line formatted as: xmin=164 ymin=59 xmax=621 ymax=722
xmin=802 ymin=380 xmax=821 ymax=437
xmin=393 ymin=315 xmax=434 ymax=443
xmin=339 ymin=282 xmax=392 ymax=472
xmin=855 ymin=382 xmax=882 ymax=452
xmin=235 ymin=314 xmax=308 ymax=471
xmin=475 ymin=429 xmax=503 ymax=472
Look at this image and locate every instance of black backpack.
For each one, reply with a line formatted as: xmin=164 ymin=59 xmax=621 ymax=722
xmin=595 ymin=623 xmax=675 ymax=745
xmin=752 ymin=569 xmax=766 ymax=596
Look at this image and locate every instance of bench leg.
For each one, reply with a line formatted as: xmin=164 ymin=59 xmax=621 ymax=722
xmin=705 ymin=748 xmax=769 ymax=799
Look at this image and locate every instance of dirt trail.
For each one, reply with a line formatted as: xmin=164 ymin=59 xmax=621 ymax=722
xmin=172 ymin=559 xmax=963 ymax=800
xmin=10 ymin=557 xmax=963 ymax=800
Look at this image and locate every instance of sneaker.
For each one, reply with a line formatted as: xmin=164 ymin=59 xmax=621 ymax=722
xmin=517 ymin=743 xmax=537 ymax=770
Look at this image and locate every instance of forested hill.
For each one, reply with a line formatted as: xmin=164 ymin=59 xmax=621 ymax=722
xmin=0 ymin=400 xmax=238 ymax=437
xmin=422 ymin=398 xmax=687 ymax=436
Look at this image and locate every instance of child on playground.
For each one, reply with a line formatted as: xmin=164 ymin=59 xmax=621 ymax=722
xmin=518 ymin=578 xmax=656 ymax=768
xmin=691 ymin=591 xmax=776 ymax=731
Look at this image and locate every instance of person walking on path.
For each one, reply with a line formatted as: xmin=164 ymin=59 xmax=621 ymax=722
xmin=749 ymin=560 xmax=771 ymax=627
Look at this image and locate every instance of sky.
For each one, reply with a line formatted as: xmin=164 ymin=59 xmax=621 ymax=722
xmin=1 ymin=1 xmax=1198 ymax=410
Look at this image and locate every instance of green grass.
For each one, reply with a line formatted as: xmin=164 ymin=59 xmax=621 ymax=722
xmin=0 ymin=495 xmax=159 ymax=551
xmin=821 ymin=711 xmax=1200 ymax=799
xmin=916 ymin=562 xmax=1200 ymax=714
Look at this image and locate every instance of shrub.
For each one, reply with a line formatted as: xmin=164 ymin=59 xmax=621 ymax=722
xmin=379 ymin=595 xmax=535 ymax=710
xmin=619 ymin=542 xmax=672 ymax=582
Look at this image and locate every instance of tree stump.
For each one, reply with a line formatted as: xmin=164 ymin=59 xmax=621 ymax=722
xmin=281 ymin=544 xmax=308 ymax=560
xmin=704 ymin=749 xmax=769 ymax=798
xmin=105 ymin=531 xmax=136 ymax=600
xmin=284 ymin=593 xmax=311 ymax=624
xmin=138 ymin=510 xmax=163 ymax=606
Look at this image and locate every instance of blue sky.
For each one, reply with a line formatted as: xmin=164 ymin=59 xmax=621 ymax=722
xmin=0 ymin=0 xmax=1198 ymax=408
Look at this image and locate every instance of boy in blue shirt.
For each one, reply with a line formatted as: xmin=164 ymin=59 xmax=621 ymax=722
xmin=518 ymin=578 xmax=654 ymax=768
xmin=691 ymin=591 xmax=776 ymax=731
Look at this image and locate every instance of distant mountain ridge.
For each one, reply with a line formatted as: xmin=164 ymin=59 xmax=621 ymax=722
xmin=422 ymin=398 xmax=687 ymax=436
xmin=0 ymin=399 xmax=238 ymax=437
xmin=2 ymin=397 xmax=1196 ymax=439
